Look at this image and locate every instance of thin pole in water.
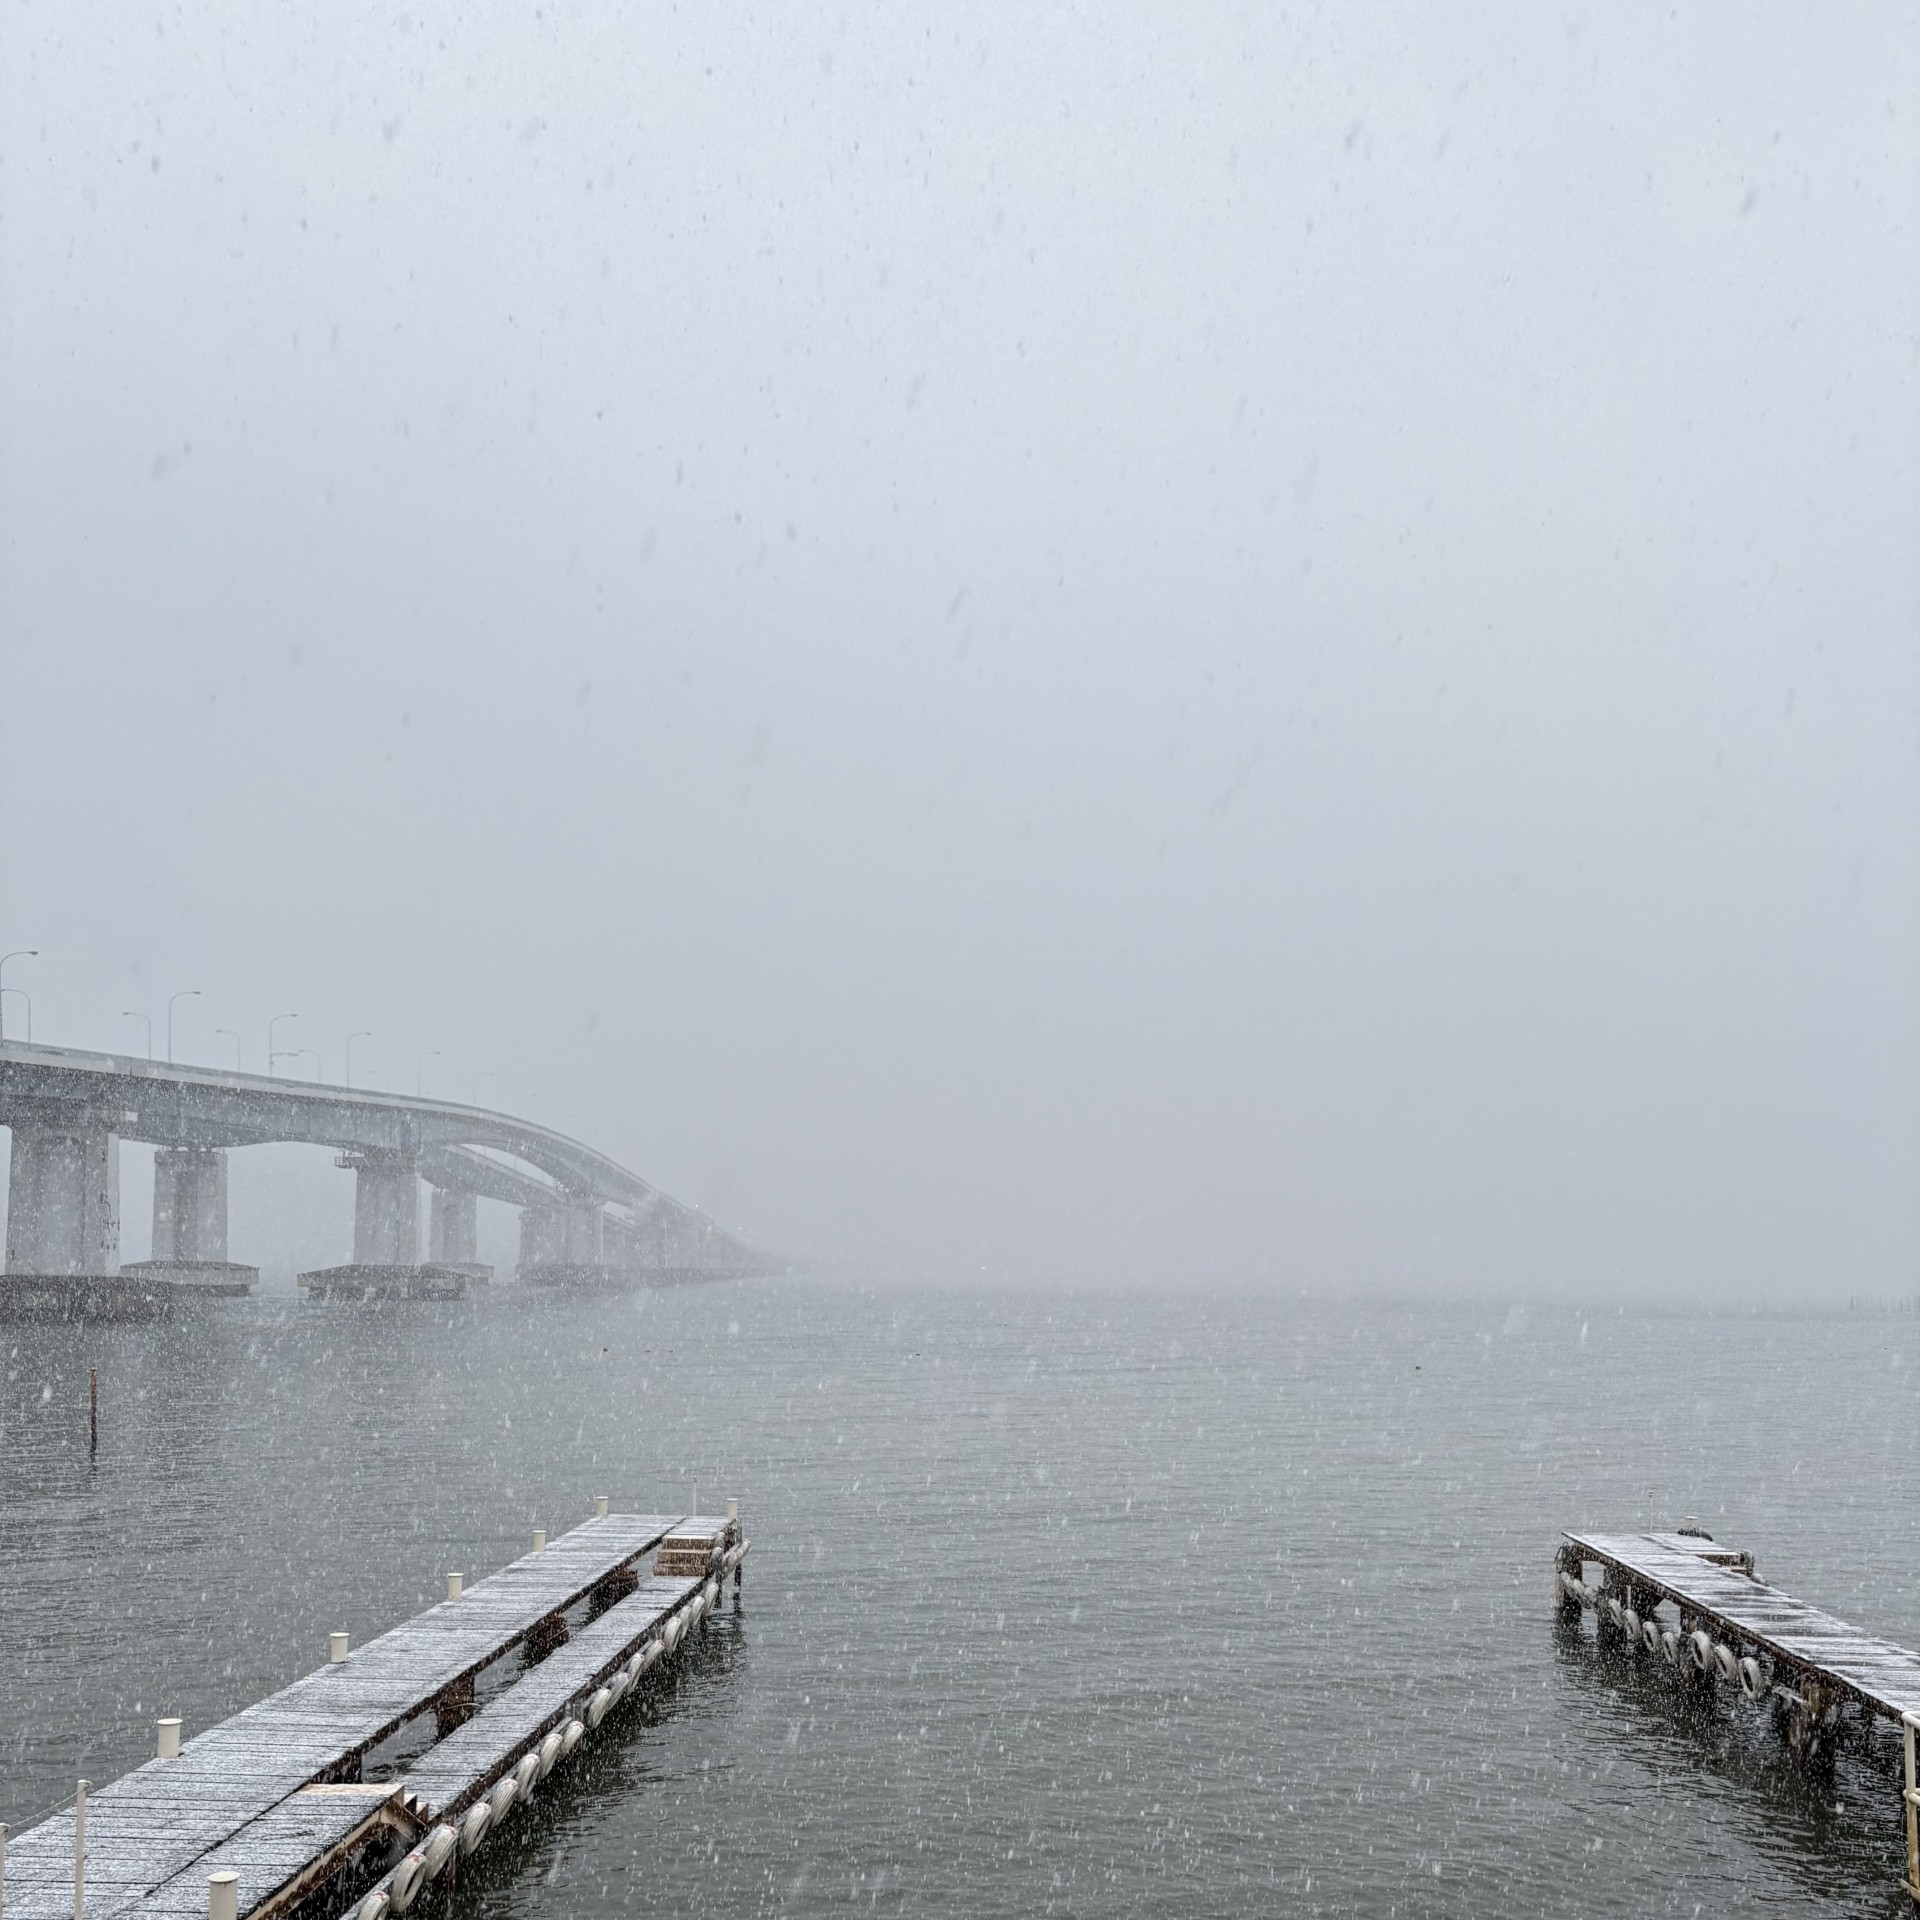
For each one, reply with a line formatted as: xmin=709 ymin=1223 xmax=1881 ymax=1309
xmin=1904 ymin=1711 xmax=1919 ymax=1897
xmin=3 ymin=1818 xmax=10 ymax=1920
xmin=73 ymin=1780 xmax=87 ymax=1920
xmin=89 ymin=1372 xmax=97 ymax=1458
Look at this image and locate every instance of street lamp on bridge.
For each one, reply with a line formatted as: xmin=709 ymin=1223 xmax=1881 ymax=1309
xmin=167 ymin=989 xmax=202 ymax=1064
xmin=0 ymin=988 xmax=29 ymax=1041
xmin=0 ymin=949 xmax=38 ymax=1042
xmin=416 ymin=1049 xmax=442 ymax=1096
xmin=215 ymin=1029 xmax=244 ymax=1070
xmin=346 ymin=1031 xmax=373 ymax=1089
xmin=122 ymin=1011 xmax=153 ymax=1060
xmin=267 ymin=1012 xmax=299 ymax=1079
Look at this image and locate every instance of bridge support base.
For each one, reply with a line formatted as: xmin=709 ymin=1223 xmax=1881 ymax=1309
xmin=119 ymin=1259 xmax=258 ymax=1295
xmin=0 ymin=1271 xmax=175 ymax=1323
xmin=298 ymin=1263 xmax=476 ymax=1303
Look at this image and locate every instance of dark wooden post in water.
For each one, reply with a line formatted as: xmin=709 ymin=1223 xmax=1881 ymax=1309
xmin=89 ymin=1369 xmax=97 ymax=1457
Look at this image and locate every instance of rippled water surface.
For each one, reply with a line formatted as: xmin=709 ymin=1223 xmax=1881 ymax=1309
xmin=4 ymin=1284 xmax=1919 ymax=1916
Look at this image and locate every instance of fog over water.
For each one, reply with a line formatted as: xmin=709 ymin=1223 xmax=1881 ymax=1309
xmin=3 ymin=7 xmax=1916 ymax=1293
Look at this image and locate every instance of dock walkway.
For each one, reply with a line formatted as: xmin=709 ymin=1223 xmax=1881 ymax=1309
xmin=3 ymin=1511 xmax=747 ymax=1920
xmin=1561 ymin=1530 xmax=1920 ymax=1728
xmin=1559 ymin=1528 xmax=1920 ymax=1905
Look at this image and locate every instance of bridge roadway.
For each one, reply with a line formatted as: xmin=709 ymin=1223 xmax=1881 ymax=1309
xmin=0 ymin=1040 xmax=768 ymax=1310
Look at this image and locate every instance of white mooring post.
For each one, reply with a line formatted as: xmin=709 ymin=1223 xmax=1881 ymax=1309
xmin=73 ymin=1780 xmax=87 ymax=1920
xmin=329 ymin=1632 xmax=349 ymax=1664
xmin=532 ymin=1529 xmax=546 ymax=1553
xmin=446 ymin=1574 xmax=463 ymax=1602
xmin=594 ymin=1496 xmax=608 ymax=1518
xmin=1904 ymin=1711 xmax=1920 ymax=1898
xmin=208 ymin=1870 xmax=239 ymax=1920
xmin=726 ymin=1498 xmax=738 ymax=1521
xmin=157 ymin=1718 xmax=182 ymax=1761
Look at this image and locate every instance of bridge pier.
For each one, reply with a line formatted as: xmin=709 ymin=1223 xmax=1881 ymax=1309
xmin=5 ymin=1111 xmax=121 ymax=1275
xmin=429 ymin=1185 xmax=478 ymax=1265
xmin=0 ymin=1108 xmax=170 ymax=1320
xmin=427 ymin=1184 xmax=493 ymax=1281
xmin=299 ymin=1151 xmax=478 ymax=1302
xmin=346 ymin=1149 xmax=420 ymax=1266
xmin=122 ymin=1147 xmax=258 ymax=1295
xmin=154 ymin=1146 xmax=229 ymax=1261
xmin=520 ymin=1192 xmax=625 ymax=1286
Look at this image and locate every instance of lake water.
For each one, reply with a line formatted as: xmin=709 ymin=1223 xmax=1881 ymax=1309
xmin=3 ymin=1282 xmax=1917 ymax=1917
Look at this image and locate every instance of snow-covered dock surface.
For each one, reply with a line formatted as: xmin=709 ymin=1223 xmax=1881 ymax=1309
xmin=1 ymin=1512 xmax=743 ymax=1920
xmin=1564 ymin=1530 xmax=1920 ymax=1721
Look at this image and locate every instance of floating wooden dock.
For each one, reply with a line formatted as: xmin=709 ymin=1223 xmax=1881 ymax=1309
xmin=1558 ymin=1527 xmax=1920 ymax=1902
xmin=1 ymin=1508 xmax=749 ymax=1920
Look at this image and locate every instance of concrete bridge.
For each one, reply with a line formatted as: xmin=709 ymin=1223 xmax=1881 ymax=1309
xmin=0 ymin=1040 xmax=772 ymax=1317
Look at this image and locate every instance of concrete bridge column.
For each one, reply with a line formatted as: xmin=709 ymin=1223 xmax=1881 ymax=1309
xmin=6 ymin=1117 xmax=121 ymax=1275
xmin=428 ymin=1186 xmax=478 ymax=1266
xmin=518 ymin=1193 xmax=602 ymax=1270
xmin=339 ymin=1150 xmax=419 ymax=1267
xmin=152 ymin=1148 xmax=229 ymax=1263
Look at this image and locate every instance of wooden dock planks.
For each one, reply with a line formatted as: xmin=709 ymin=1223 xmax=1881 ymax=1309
xmin=2 ymin=1514 xmax=686 ymax=1920
xmin=401 ymin=1573 xmax=705 ymax=1819
xmin=1564 ymin=1531 xmax=1920 ymax=1723
xmin=134 ymin=1788 xmax=413 ymax=1920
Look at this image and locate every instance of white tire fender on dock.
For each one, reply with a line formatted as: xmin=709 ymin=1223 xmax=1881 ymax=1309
xmin=703 ymin=1577 xmax=720 ymax=1609
xmin=420 ymin=1824 xmax=459 ymax=1882
xmin=1687 ymin=1630 xmax=1714 ymax=1673
xmin=512 ymin=1752 xmax=541 ymax=1801
xmin=1622 ymin=1609 xmax=1642 ymax=1647
xmin=351 ymin=1892 xmax=389 ymax=1920
xmin=1661 ymin=1628 xmax=1680 ymax=1665
xmin=488 ymin=1774 xmax=518 ymax=1824
xmin=1605 ymin=1597 xmax=1624 ymax=1631
xmin=586 ymin=1685 xmax=615 ymax=1727
xmin=458 ymin=1802 xmax=491 ymax=1857
xmin=1738 ymin=1656 xmax=1766 ymax=1702
xmin=388 ymin=1850 xmax=429 ymax=1915
xmin=608 ymin=1667 xmax=634 ymax=1706
xmin=621 ymin=1651 xmax=645 ymax=1687
xmin=639 ymin=1638 xmax=663 ymax=1669
xmin=537 ymin=1729 xmax=565 ymax=1777
xmin=663 ymin=1615 xmax=684 ymax=1651
xmin=1713 ymin=1642 xmax=1739 ymax=1683
xmin=560 ymin=1717 xmax=586 ymax=1756
xmin=1641 ymin=1618 xmax=1662 ymax=1655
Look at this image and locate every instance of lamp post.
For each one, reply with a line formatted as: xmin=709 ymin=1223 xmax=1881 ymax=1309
xmin=416 ymin=1049 xmax=442 ymax=1096
xmin=345 ymin=1032 xmax=373 ymax=1089
xmin=267 ymin=1013 xmax=298 ymax=1079
xmin=166 ymin=990 xmax=201 ymax=1064
xmin=0 ymin=987 xmax=29 ymax=1041
xmin=0 ymin=949 xmax=38 ymax=1042
xmin=122 ymin=1011 xmax=153 ymax=1060
xmin=215 ymin=1029 xmax=244 ymax=1071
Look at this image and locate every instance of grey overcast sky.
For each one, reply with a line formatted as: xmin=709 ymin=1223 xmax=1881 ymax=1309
xmin=2 ymin=4 xmax=1915 ymax=1293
